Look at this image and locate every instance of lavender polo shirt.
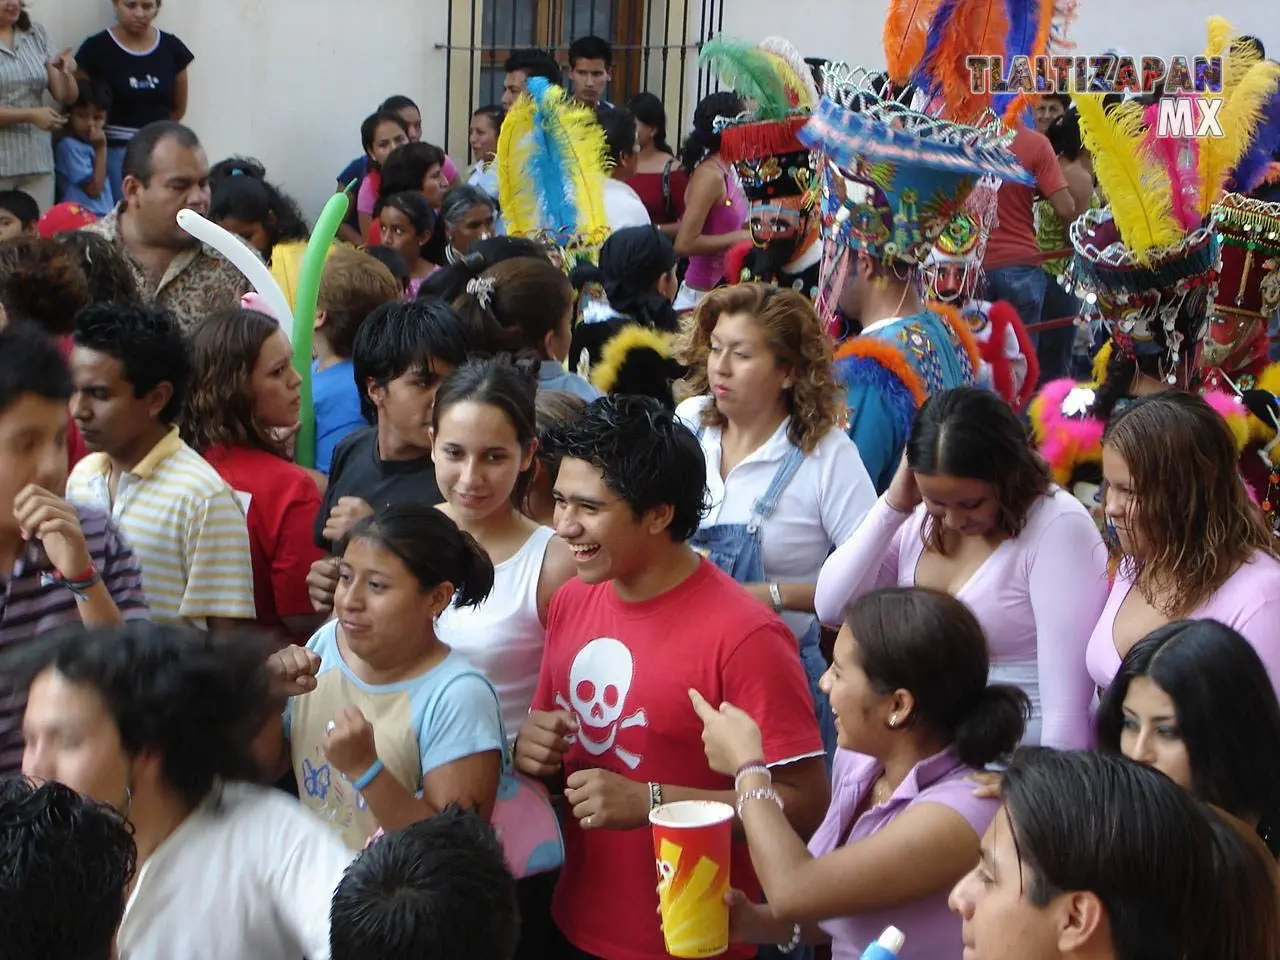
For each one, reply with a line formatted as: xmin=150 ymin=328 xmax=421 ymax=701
xmin=808 ymin=747 xmax=998 ymax=960
xmin=0 ymin=504 xmax=149 ymax=774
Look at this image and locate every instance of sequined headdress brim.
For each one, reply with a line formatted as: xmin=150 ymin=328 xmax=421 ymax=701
xmin=1210 ymin=193 xmax=1280 ymax=319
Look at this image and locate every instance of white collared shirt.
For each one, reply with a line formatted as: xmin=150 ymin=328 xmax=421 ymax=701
xmin=676 ymin=395 xmax=877 ymax=636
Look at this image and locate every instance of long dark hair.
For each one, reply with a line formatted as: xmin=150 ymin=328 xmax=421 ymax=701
xmin=433 ymin=356 xmax=541 ymax=508
xmin=209 ymin=157 xmax=310 ymax=254
xmin=182 ymin=307 xmax=285 ymax=455
xmin=1097 ymin=619 xmax=1280 ymax=853
xmin=679 ymin=91 xmax=744 ymax=172
xmin=907 ymin=387 xmax=1052 ymax=554
xmin=345 ymin=505 xmax=494 ymax=608
xmin=844 ymin=587 xmax=1028 ymax=768
xmin=627 ymin=92 xmax=673 ymax=155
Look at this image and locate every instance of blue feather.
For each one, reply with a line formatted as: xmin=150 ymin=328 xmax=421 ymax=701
xmin=1232 ymin=89 xmax=1280 ymax=194
xmin=991 ymin=0 xmax=1039 ymax=117
xmin=526 ymin=77 xmax=577 ymax=243
xmin=913 ymin=0 xmax=963 ymax=95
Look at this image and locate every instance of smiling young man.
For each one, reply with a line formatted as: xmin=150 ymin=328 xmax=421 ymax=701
xmin=0 ymin=324 xmax=147 ymax=774
xmin=83 ymin=120 xmax=249 ymax=331
xmin=66 ymin=301 xmax=254 ymax=630
xmin=515 ymin=394 xmax=828 ymax=960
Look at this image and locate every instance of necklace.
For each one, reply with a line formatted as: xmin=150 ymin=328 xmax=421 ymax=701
xmin=871 ymin=774 xmax=895 ymax=805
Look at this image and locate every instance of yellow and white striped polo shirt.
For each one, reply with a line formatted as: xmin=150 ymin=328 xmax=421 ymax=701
xmin=67 ymin=427 xmax=256 ymax=628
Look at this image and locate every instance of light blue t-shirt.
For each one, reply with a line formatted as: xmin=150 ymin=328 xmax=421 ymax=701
xmin=313 ymin=359 xmax=366 ymax=475
xmin=539 ymin=358 xmax=600 ymax=401
xmin=54 ymin=138 xmax=116 ymax=216
xmin=286 ymin=620 xmax=505 ymax=847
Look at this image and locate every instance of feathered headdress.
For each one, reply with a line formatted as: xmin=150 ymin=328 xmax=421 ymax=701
xmin=701 ymin=36 xmax=820 ymax=209
xmin=496 ymin=76 xmax=610 ymax=264
xmin=1060 ymin=17 xmax=1280 ymax=373
xmin=902 ymin=0 xmax=1076 ymax=126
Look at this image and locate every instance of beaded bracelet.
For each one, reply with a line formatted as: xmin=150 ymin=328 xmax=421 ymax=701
xmin=736 ymin=786 xmax=784 ymax=819
xmin=734 ymin=761 xmax=771 ymax=791
xmin=779 ymin=923 xmax=802 ymax=954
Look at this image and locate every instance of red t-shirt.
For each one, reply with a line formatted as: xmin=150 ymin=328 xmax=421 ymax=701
xmin=202 ymin=444 xmax=325 ymax=637
xmin=532 ymin=558 xmax=823 ymax=960
xmin=983 ymin=127 xmax=1069 ymax=270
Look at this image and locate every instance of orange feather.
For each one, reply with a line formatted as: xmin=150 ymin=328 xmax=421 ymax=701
xmin=934 ymin=0 xmax=1010 ymax=123
xmin=884 ymin=0 xmax=944 ymax=87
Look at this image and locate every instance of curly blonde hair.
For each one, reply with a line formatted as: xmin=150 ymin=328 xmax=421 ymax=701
xmin=1104 ymin=392 xmax=1278 ymax=616
xmin=677 ymin=284 xmax=842 ymax=454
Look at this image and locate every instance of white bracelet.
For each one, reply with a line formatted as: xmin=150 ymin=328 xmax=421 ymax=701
xmin=768 ymin=581 xmax=783 ymax=613
xmin=779 ymin=923 xmax=802 ymax=953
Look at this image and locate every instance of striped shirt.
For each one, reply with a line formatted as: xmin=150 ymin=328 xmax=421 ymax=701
xmin=0 ymin=505 xmax=149 ymax=775
xmin=67 ymin=427 xmax=257 ymax=627
xmin=0 ymin=21 xmax=55 ymax=177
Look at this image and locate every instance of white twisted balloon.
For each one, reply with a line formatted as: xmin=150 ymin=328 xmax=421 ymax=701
xmin=176 ymin=209 xmax=296 ymax=342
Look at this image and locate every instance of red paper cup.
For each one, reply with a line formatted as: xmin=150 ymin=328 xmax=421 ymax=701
xmin=650 ymin=800 xmax=735 ymax=958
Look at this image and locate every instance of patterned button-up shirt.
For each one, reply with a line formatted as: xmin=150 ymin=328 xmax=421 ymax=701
xmin=84 ymin=204 xmax=251 ymax=330
xmin=0 ymin=22 xmax=55 ymax=177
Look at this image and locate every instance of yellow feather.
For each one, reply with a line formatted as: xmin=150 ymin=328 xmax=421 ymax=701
xmin=1198 ymin=60 xmax=1280 ymax=218
xmin=762 ymin=52 xmax=814 ymax=109
xmin=1072 ymin=94 xmax=1182 ymax=261
xmin=590 ymin=325 xmax=674 ymax=394
xmin=1204 ymin=15 xmax=1232 ymax=59
xmin=496 ymin=98 xmax=541 ymax=240
xmin=1091 ymin=339 xmax=1111 ymax=385
xmin=542 ymin=85 xmax=612 ymax=250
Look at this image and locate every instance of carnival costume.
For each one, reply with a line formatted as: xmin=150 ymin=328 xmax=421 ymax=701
xmin=797 ymin=66 xmax=1032 ymax=490
xmin=923 ymin=177 xmax=1039 ymax=409
xmin=1029 ymin=20 xmax=1279 ymax=513
xmin=697 ymin=37 xmax=825 ymax=302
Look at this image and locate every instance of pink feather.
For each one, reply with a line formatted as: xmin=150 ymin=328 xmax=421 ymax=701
xmin=1030 ymin=378 xmax=1105 ymax=484
xmin=1142 ymin=98 xmax=1202 ymax=233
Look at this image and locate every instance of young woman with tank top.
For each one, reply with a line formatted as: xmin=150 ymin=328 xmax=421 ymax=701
xmin=430 ymin=356 xmax=575 ymax=741
xmin=673 ymin=91 xmax=750 ymax=311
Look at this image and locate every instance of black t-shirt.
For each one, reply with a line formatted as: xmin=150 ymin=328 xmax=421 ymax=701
xmin=75 ymin=30 xmax=194 ymax=145
xmin=313 ymin=426 xmax=442 ymax=551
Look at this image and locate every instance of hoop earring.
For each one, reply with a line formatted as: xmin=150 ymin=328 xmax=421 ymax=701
xmin=121 ymin=784 xmax=133 ymax=820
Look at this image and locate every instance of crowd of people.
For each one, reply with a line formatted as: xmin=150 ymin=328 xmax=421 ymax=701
xmin=2 ymin=2 xmax=1280 ymax=959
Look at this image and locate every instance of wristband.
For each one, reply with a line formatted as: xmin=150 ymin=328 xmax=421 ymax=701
xmin=40 ymin=563 xmax=102 ymax=602
xmin=352 ymin=758 xmax=385 ymax=791
xmin=648 ymin=781 xmax=664 ymax=810
xmin=768 ymin=582 xmax=783 ymax=613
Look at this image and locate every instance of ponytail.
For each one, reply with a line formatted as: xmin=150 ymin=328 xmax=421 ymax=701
xmin=680 ymin=91 xmax=744 ymax=173
xmin=452 ymin=528 xmax=497 ymax=607
xmin=952 ymin=684 xmax=1030 ymax=769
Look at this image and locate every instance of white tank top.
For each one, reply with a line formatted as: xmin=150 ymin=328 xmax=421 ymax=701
xmin=436 ymin=524 xmax=554 ymax=742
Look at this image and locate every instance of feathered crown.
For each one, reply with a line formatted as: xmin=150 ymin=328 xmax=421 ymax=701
xmin=1060 ymin=17 xmax=1280 ymax=370
xmin=798 ymin=67 xmax=1031 ymax=317
xmin=922 ymin=174 xmax=1002 ymax=301
xmin=700 ymin=36 xmax=820 ymax=205
xmin=496 ymin=76 xmax=611 ymax=266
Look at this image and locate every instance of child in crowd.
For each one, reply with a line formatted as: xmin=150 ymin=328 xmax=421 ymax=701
xmin=353 ymin=110 xmax=410 ymax=240
xmin=0 ymin=191 xmax=39 ymax=242
xmin=377 ymin=192 xmax=438 ymax=298
xmin=54 ymin=80 xmax=115 ymax=217
xmin=364 ymin=245 xmax=411 ymax=294
xmin=313 ymin=246 xmax=402 ymax=475
xmin=366 ymin=142 xmax=452 ymax=250
xmin=210 ymin=157 xmax=312 ymax=306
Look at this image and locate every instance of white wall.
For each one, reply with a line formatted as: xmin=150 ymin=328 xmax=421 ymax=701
xmin=32 ymin=0 xmax=1274 ymax=221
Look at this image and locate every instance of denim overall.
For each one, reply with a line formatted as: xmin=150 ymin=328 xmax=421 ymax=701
xmin=689 ymin=433 xmax=839 ymax=766
xmin=690 ymin=433 xmax=828 ymax=960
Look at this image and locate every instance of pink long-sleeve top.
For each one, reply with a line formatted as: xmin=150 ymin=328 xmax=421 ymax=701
xmin=814 ymin=491 xmax=1108 ymax=749
xmin=1086 ymin=550 xmax=1280 ymax=692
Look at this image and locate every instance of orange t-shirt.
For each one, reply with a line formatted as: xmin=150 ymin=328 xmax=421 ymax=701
xmin=983 ymin=127 xmax=1069 ymax=270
